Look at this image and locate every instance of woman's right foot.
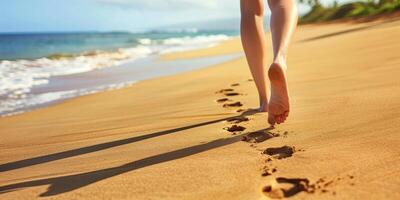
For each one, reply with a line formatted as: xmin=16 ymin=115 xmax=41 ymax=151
xmin=268 ymin=62 xmax=290 ymax=125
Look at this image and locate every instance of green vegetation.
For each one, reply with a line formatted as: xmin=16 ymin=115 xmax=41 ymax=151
xmin=299 ymin=0 xmax=400 ymax=23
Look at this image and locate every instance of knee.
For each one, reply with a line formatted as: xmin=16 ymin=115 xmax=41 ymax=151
xmin=240 ymin=0 xmax=265 ymax=17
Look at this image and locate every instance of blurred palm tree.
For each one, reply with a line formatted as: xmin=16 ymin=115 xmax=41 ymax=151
xmin=299 ymin=0 xmax=400 ymax=23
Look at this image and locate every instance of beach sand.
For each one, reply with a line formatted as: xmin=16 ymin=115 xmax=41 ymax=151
xmin=1 ymin=17 xmax=400 ymax=199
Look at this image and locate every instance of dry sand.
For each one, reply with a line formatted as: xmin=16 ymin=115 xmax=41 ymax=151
xmin=1 ymin=17 xmax=400 ymax=199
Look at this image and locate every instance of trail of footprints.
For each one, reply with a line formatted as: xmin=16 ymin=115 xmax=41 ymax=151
xmin=214 ymin=79 xmax=355 ymax=199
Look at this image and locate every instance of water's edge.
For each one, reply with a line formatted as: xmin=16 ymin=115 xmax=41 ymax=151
xmin=1 ymin=53 xmax=243 ymax=117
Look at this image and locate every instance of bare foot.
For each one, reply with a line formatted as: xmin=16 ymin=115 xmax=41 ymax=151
xmin=268 ymin=62 xmax=290 ymax=125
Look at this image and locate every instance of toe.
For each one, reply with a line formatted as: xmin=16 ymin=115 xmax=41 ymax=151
xmin=281 ymin=115 xmax=287 ymax=122
xmin=268 ymin=114 xmax=276 ymax=126
xmin=284 ymin=111 xmax=289 ymax=118
xmin=276 ymin=115 xmax=283 ymax=124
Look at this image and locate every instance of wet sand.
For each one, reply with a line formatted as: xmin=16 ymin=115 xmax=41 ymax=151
xmin=1 ymin=17 xmax=400 ymax=199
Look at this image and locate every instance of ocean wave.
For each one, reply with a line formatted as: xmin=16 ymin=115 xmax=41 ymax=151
xmin=160 ymin=34 xmax=230 ymax=53
xmin=0 ymin=45 xmax=151 ymax=96
xmin=0 ymin=33 xmax=232 ymax=116
xmin=0 ymin=81 xmax=137 ymax=117
xmin=0 ymin=45 xmax=152 ymax=117
xmin=141 ymin=28 xmax=199 ymax=34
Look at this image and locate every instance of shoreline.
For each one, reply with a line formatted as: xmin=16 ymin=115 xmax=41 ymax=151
xmin=0 ymin=52 xmax=242 ymax=117
xmin=0 ymin=35 xmax=241 ymax=117
xmin=1 ymin=18 xmax=400 ymax=199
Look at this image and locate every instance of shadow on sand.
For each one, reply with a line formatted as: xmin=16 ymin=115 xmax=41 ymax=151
xmin=299 ymin=18 xmax=400 ymax=43
xmin=0 ymin=110 xmax=259 ymax=173
xmin=0 ymin=109 xmax=274 ymax=197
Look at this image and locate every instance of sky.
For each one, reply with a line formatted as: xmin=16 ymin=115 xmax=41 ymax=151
xmin=0 ymin=0 xmax=357 ymax=33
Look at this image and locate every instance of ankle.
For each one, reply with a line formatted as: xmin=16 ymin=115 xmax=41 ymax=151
xmin=271 ymin=55 xmax=287 ymax=72
xmin=273 ymin=51 xmax=287 ymax=65
xmin=259 ymin=100 xmax=268 ymax=112
xmin=259 ymin=96 xmax=268 ymax=104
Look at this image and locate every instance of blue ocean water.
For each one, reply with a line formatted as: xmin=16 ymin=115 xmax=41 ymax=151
xmin=0 ymin=30 xmax=238 ymax=60
xmin=0 ymin=29 xmax=239 ymax=116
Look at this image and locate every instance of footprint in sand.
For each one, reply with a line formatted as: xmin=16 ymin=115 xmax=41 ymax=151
xmin=216 ymin=98 xmax=230 ymax=103
xmin=261 ymin=166 xmax=277 ymax=177
xmin=215 ymin=88 xmax=241 ymax=96
xmin=231 ymin=83 xmax=240 ymax=87
xmin=224 ymin=92 xmax=241 ymax=97
xmin=262 ymin=177 xmax=311 ymax=199
xmin=223 ymin=101 xmax=243 ymax=108
xmin=241 ymin=131 xmax=276 ymax=143
xmin=224 ymin=125 xmax=246 ymax=133
xmin=215 ymin=88 xmax=234 ymax=94
xmin=263 ymin=146 xmax=296 ymax=159
xmin=226 ymin=116 xmax=249 ymax=124
xmin=262 ymin=175 xmax=354 ymax=198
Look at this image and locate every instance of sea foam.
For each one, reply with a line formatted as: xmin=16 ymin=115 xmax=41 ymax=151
xmin=0 ymin=34 xmax=232 ymax=116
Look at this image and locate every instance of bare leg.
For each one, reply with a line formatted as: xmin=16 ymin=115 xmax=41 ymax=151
xmin=240 ymin=0 xmax=269 ymax=112
xmin=267 ymin=0 xmax=298 ymax=125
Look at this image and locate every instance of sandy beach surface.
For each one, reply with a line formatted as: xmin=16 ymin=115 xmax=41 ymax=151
xmin=1 ymin=17 xmax=400 ymax=199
